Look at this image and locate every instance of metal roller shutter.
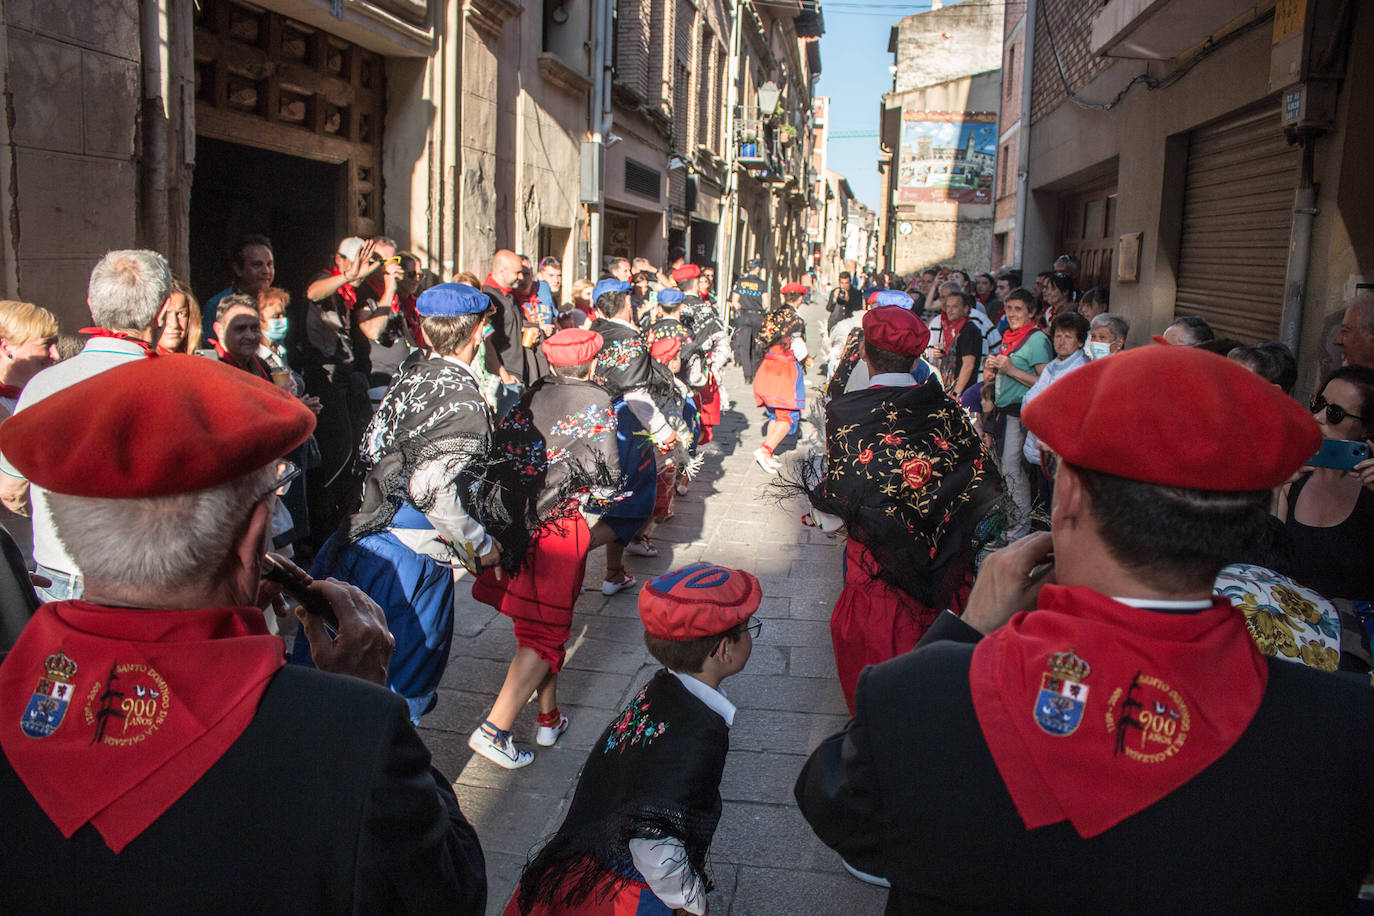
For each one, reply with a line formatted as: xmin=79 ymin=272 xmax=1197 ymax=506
xmin=1175 ymin=104 xmax=1299 ymax=342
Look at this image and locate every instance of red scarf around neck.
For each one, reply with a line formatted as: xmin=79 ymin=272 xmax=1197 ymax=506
xmin=0 ymin=383 xmax=21 ymax=400
xmin=942 ymin=315 xmax=970 ymax=356
xmin=968 ymin=585 xmax=1266 ymax=838
xmin=998 ymin=323 xmax=1038 ymax=356
xmin=484 ymin=273 xmax=512 ymax=296
xmin=79 ymin=328 xmax=155 ymax=357
xmin=0 ymin=601 xmax=285 ymax=852
xmin=212 ymin=340 xmax=273 ymax=381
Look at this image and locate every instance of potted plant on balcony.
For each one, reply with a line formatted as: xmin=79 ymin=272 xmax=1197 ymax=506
xmin=778 ymin=124 xmax=797 ymax=145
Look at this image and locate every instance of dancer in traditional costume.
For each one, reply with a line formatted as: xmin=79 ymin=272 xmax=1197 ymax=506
xmin=798 ymin=306 xmax=1000 ymax=714
xmin=295 ymin=283 xmax=506 ymax=723
xmin=751 ymin=281 xmax=809 ymax=474
xmin=469 ymin=328 xmax=624 ymax=768
xmin=585 ymin=279 xmax=678 ymax=592
xmin=506 ymin=563 xmax=761 ymax=916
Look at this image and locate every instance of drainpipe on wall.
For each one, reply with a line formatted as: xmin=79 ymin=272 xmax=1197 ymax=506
xmin=587 ymin=0 xmax=611 ymax=277
xmin=139 ymin=0 xmax=172 ymax=257
xmin=716 ymin=0 xmax=745 ymax=319
xmin=1279 ymin=138 xmax=1318 ymax=356
xmin=1011 ymin=0 xmax=1035 ymax=272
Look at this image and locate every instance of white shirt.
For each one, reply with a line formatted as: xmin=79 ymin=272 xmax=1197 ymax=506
xmin=1 ymin=337 xmax=149 ymax=575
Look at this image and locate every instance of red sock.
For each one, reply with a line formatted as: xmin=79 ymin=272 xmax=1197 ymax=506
xmin=537 ymin=707 xmax=562 ymax=727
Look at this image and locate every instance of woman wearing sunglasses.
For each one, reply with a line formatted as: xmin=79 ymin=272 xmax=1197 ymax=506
xmin=1273 ymin=366 xmax=1374 ymax=667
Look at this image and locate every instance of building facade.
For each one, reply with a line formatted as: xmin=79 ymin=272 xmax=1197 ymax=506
xmin=0 ymin=0 xmax=823 ymax=331
xmin=1002 ymin=0 xmax=1369 ymax=387
xmin=877 ymin=0 xmax=1005 ymax=275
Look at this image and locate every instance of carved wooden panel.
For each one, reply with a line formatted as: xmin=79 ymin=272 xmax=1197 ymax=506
xmin=193 ymin=0 xmax=384 ymax=235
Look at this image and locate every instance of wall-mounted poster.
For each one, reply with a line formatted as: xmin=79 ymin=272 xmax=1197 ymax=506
xmin=897 ymin=110 xmax=997 ymax=205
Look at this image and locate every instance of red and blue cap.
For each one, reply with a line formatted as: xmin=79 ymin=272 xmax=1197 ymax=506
xmin=639 ymin=563 xmax=762 ymax=640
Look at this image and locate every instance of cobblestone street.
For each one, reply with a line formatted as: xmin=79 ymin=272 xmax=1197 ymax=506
xmin=416 ymin=298 xmax=889 ymax=915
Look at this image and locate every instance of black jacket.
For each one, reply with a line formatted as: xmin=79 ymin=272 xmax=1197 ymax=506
xmin=0 ymin=665 xmax=486 ymax=914
xmin=796 ymin=612 xmax=1374 ymax=914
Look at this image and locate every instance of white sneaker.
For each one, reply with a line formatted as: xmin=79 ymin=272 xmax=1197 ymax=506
xmin=753 ymin=448 xmax=780 ymax=475
xmin=625 ymin=537 xmax=658 ymax=557
xmin=602 ymin=571 xmax=638 ymax=596
xmin=468 ymin=725 xmax=534 ymax=769
xmin=842 ymin=859 xmax=892 ymax=888
xmin=536 ymin=713 xmax=569 ymax=747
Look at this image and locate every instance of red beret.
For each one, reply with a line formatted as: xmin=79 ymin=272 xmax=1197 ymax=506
xmin=780 ymin=282 xmax=807 ymax=295
xmin=639 ymin=564 xmax=762 ymax=641
xmin=1022 ymin=345 xmax=1320 ymax=491
xmin=0 ymin=354 xmax=315 ymax=498
xmin=649 ymin=336 xmax=681 ymax=363
xmin=862 ymin=306 xmax=930 ymax=357
xmin=541 ymin=328 xmax=603 ymax=366
xmin=671 ymin=264 xmax=701 ymax=282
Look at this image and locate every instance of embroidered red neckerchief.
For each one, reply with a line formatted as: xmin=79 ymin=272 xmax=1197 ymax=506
xmin=969 ymin=585 xmax=1266 ymax=838
xmin=78 ymin=328 xmax=156 ymax=357
xmin=942 ymin=316 xmax=970 ymax=356
xmin=0 ymin=601 xmax=285 ymax=852
xmin=998 ymin=323 xmax=1038 ymax=356
xmin=0 ymin=383 xmax=21 ymax=400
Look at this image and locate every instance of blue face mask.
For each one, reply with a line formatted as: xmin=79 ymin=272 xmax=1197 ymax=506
xmin=264 ymin=317 xmax=289 ymax=342
xmin=1087 ymin=340 xmax=1113 ymax=360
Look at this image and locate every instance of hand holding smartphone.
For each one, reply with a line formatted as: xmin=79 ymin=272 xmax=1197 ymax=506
xmin=1309 ymin=438 xmax=1372 ymax=472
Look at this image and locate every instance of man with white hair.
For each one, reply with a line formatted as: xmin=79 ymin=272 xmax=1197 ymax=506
xmin=0 ymin=354 xmax=486 ymax=911
xmin=0 ymin=249 xmax=171 ymax=602
xmin=1334 ymin=291 xmax=1374 ymax=369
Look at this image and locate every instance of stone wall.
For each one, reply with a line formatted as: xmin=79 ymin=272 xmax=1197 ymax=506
xmin=892 ymin=1 xmax=1004 ymax=94
xmin=1 ymin=0 xmax=142 ymax=331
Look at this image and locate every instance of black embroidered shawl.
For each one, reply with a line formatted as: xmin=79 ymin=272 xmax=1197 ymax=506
xmin=789 ymin=378 xmax=1003 ymax=607
xmin=589 ymin=318 xmax=675 ymax=402
xmin=754 ymin=304 xmax=806 ymax=351
xmin=516 ymin=669 xmax=729 ymax=913
xmin=825 ymin=326 xmax=865 ymax=401
xmin=484 ymin=375 xmax=624 ymax=561
xmin=345 ymin=351 xmax=495 ymax=547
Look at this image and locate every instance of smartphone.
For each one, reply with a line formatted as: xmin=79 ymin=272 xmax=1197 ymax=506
xmin=1309 ymin=438 xmax=1371 ymax=472
xmin=261 ymin=554 xmax=339 ymax=630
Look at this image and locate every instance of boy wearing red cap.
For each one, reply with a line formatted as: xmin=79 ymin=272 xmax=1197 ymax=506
xmin=468 ymin=328 xmax=624 ymax=768
xmin=509 ymin=563 xmax=761 ymax=916
xmin=751 ymin=282 xmax=810 ymax=473
xmin=796 ymin=306 xmax=998 ymax=715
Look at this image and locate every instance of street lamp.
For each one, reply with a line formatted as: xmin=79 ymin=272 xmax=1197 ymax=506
xmin=757 ymin=80 xmax=780 ymax=117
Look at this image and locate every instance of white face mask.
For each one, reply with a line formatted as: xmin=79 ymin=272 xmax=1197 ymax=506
xmin=1087 ymin=341 xmax=1113 ymax=360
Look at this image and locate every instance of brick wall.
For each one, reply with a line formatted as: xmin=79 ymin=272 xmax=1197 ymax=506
xmin=649 ymin=0 xmax=671 ymax=109
xmin=616 ymin=0 xmax=652 ymax=101
xmin=1030 ymin=0 xmax=1111 ymax=124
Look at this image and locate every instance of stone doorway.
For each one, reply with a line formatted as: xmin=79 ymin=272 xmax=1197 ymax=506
xmin=188 ymin=137 xmax=345 ymax=305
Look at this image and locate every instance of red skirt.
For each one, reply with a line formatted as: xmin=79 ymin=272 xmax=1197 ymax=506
xmin=753 ymin=346 xmax=803 ymax=411
xmin=830 ymin=539 xmax=972 ymax=715
xmin=472 ymin=512 xmax=590 ymax=672
xmin=502 ymin=866 xmax=671 ymax=915
xmin=696 ymin=376 xmax=722 ymax=427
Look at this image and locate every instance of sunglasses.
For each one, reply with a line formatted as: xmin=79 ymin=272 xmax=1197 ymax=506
xmin=1310 ymin=394 xmax=1365 ymax=425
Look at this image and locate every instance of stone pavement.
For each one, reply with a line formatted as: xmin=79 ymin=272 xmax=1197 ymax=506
xmin=416 ymin=294 xmax=888 ymax=915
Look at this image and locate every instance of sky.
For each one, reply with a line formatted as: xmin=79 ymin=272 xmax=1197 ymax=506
xmin=815 ymin=0 xmax=969 ymax=210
